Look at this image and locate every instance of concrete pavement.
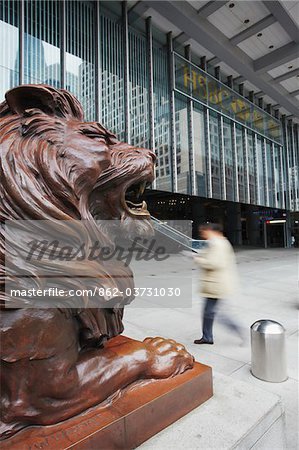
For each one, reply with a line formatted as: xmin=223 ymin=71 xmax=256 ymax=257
xmin=124 ymin=248 xmax=298 ymax=449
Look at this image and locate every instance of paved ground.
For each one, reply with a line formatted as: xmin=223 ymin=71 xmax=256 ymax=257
xmin=124 ymin=248 xmax=298 ymax=449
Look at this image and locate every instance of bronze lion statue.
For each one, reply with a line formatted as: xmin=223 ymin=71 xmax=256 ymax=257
xmin=0 ymin=85 xmax=194 ymax=439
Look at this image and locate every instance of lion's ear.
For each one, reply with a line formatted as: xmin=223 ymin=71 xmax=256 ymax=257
xmin=5 ymin=85 xmax=58 ymax=116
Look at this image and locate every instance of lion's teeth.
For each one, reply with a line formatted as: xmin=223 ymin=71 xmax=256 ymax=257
xmin=141 ymin=200 xmax=147 ymax=210
xmin=139 ymin=181 xmax=146 ymax=196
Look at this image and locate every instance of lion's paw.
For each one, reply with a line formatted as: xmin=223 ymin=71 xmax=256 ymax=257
xmin=143 ymin=336 xmax=194 ymax=379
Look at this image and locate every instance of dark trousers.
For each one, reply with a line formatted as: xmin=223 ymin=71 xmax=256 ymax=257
xmin=202 ymin=297 xmax=243 ymax=342
xmin=202 ymin=298 xmax=218 ymax=342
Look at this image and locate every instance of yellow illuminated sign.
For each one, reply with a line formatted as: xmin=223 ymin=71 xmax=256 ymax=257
xmin=176 ymin=55 xmax=281 ymax=142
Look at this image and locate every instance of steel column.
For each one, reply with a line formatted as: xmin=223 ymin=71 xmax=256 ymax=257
xmin=146 ymin=17 xmax=154 ymax=150
xmin=122 ymin=1 xmax=131 ymax=144
xmin=60 ymin=0 xmax=66 ymax=89
xmin=232 ymin=122 xmax=239 ymax=203
xmin=167 ymin=32 xmax=177 ymax=192
xmin=263 ymin=138 xmax=269 ymax=206
xmin=283 ymin=119 xmax=292 ymax=210
xmin=95 ymin=1 xmax=101 ymax=122
xmin=254 ymin=134 xmax=260 ymax=205
xmin=146 ymin=16 xmax=156 ymax=189
xmin=185 ymin=45 xmax=195 ymax=195
xmin=244 ymin=128 xmax=250 ymax=204
xmin=205 ymin=109 xmax=212 ymax=198
xmin=220 ymin=116 xmax=226 ymax=200
xmin=279 ymin=145 xmax=285 ymax=209
xmin=272 ymin=142 xmax=278 ymax=208
xmin=290 ymin=123 xmax=298 ymax=211
xmin=19 ymin=0 xmax=24 ymax=84
xmin=294 ymin=125 xmax=299 ymax=210
xmin=259 ymin=137 xmax=267 ymax=207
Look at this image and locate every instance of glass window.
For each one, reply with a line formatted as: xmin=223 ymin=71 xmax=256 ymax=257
xmin=256 ymin=137 xmax=266 ymax=206
xmin=294 ymin=127 xmax=299 ymax=211
xmin=287 ymin=124 xmax=298 ymax=211
xmin=247 ymin=131 xmax=256 ymax=204
xmin=129 ymin=29 xmax=149 ymax=148
xmin=66 ymin=1 xmax=95 ymax=121
xmin=235 ymin=125 xmax=246 ymax=203
xmin=209 ymin=112 xmax=221 ymax=199
xmin=274 ymin=144 xmax=282 ymax=208
xmin=100 ymin=13 xmax=125 ymax=139
xmin=175 ymin=96 xmax=190 ymax=194
xmin=153 ymin=39 xmax=172 ymax=191
xmin=223 ymin=119 xmax=234 ymax=201
xmin=24 ymin=1 xmax=60 ymax=87
xmin=193 ymin=105 xmax=206 ymax=197
xmin=0 ymin=0 xmax=19 ymax=99
xmin=266 ymin=141 xmax=275 ymax=207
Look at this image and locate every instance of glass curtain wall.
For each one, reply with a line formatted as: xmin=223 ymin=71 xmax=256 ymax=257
xmin=287 ymin=124 xmax=297 ymax=211
xmin=66 ymin=0 xmax=95 ymax=121
xmin=129 ymin=29 xmax=149 ymax=148
xmin=175 ymin=96 xmax=189 ymax=194
xmin=256 ymin=137 xmax=266 ymax=206
xmin=0 ymin=1 xmax=293 ymax=211
xmin=247 ymin=130 xmax=256 ymax=204
xmin=294 ymin=128 xmax=299 ymax=211
xmin=274 ymin=144 xmax=282 ymax=208
xmin=235 ymin=124 xmax=246 ymax=203
xmin=209 ymin=111 xmax=221 ymax=199
xmin=24 ymin=1 xmax=60 ymax=86
xmin=0 ymin=0 xmax=19 ymax=99
xmin=223 ymin=118 xmax=234 ymax=201
xmin=153 ymin=42 xmax=172 ymax=192
xmin=193 ymin=104 xmax=206 ymax=197
xmin=100 ymin=13 xmax=125 ymax=139
xmin=266 ymin=141 xmax=275 ymax=207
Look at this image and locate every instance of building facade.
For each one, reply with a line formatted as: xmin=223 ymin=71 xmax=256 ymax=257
xmin=1 ymin=0 xmax=298 ymax=246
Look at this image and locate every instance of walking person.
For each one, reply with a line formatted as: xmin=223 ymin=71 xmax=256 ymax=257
xmin=193 ymin=222 xmax=242 ymax=345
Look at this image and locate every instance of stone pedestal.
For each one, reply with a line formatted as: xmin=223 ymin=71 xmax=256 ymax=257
xmin=1 ymin=337 xmax=213 ymax=450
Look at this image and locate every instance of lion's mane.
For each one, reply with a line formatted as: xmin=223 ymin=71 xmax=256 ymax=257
xmin=0 ymin=85 xmax=135 ymax=346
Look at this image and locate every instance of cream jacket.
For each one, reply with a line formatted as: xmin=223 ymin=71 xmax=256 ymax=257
xmin=195 ymin=237 xmax=238 ymax=299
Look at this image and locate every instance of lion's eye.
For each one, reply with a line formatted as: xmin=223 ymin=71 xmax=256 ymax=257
xmin=81 ymin=130 xmax=105 ymax=140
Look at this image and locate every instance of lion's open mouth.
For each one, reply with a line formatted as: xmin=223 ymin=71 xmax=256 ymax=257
xmin=123 ymin=179 xmax=152 ymax=217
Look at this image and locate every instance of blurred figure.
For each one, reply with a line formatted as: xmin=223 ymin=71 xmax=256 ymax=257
xmin=193 ymin=223 xmax=242 ymax=345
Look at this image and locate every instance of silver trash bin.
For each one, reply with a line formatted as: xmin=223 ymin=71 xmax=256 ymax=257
xmin=251 ymin=320 xmax=287 ymax=382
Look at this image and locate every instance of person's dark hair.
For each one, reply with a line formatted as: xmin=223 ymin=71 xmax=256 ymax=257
xmin=199 ymin=222 xmax=223 ymax=233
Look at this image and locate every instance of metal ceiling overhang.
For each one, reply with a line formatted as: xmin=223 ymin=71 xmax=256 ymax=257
xmin=144 ymin=0 xmax=299 ymax=118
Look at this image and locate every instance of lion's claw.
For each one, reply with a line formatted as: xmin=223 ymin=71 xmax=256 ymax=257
xmin=143 ymin=336 xmax=194 ymax=379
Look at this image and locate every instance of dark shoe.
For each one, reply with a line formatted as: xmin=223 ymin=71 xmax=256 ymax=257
xmin=194 ymin=338 xmax=214 ymax=345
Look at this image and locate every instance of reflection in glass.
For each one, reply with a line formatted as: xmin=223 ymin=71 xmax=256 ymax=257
xmin=274 ymin=145 xmax=282 ymax=208
xmin=293 ymin=128 xmax=299 ymax=211
xmin=173 ymin=54 xmax=282 ymax=143
xmin=24 ymin=1 xmax=60 ymax=87
xmin=66 ymin=1 xmax=95 ymax=121
xmin=153 ymin=43 xmax=172 ymax=192
xmin=235 ymin=125 xmax=245 ymax=203
xmin=256 ymin=137 xmax=266 ymax=206
xmin=0 ymin=0 xmax=19 ymax=100
xmin=193 ymin=105 xmax=206 ymax=197
xmin=266 ymin=141 xmax=275 ymax=207
xmin=223 ymin=119 xmax=234 ymax=201
xmin=247 ymin=131 xmax=256 ymax=204
xmin=287 ymin=125 xmax=297 ymax=211
xmin=209 ymin=112 xmax=221 ymax=199
xmin=175 ymin=97 xmax=190 ymax=194
xmin=100 ymin=14 xmax=125 ymax=139
xmin=129 ymin=29 xmax=149 ymax=148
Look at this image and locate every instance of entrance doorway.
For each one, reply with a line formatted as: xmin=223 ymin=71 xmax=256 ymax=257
xmin=264 ymin=221 xmax=286 ymax=248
